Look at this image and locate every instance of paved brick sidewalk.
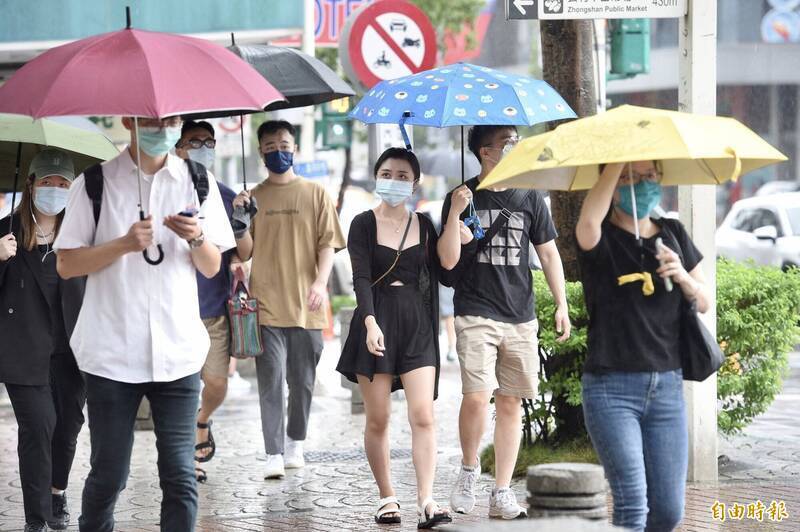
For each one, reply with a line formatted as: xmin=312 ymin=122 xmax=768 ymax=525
xmin=2 ymin=346 xmax=800 ymax=531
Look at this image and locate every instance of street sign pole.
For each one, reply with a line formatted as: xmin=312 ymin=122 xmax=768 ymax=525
xmin=302 ymin=0 xmax=317 ymax=161
xmin=679 ymin=0 xmax=718 ymax=483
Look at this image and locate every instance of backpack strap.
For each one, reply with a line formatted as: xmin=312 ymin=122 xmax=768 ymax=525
xmin=476 ymin=188 xmax=531 ymax=254
xmin=186 ymin=159 xmax=209 ymax=206
xmin=84 ymin=163 xmax=104 ymax=226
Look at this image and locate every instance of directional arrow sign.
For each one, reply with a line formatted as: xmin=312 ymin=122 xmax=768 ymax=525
xmin=506 ymin=0 xmax=687 ymax=20
xmin=513 ymin=0 xmax=534 ymax=16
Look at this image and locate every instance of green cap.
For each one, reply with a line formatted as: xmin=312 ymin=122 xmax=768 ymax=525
xmin=29 ymin=148 xmax=75 ymax=182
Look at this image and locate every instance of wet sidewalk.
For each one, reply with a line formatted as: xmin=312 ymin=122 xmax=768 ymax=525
xmin=1 ymin=346 xmax=799 ymax=531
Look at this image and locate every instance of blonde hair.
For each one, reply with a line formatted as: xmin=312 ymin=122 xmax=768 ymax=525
xmin=14 ymin=176 xmax=64 ymax=251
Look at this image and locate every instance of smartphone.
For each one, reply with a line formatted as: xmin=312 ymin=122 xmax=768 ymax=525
xmin=178 ymin=207 xmax=199 ymax=218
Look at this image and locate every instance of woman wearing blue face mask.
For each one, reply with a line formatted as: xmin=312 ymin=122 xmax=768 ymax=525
xmin=338 ymin=148 xmax=473 ymax=529
xmin=0 ymin=148 xmax=86 ymax=532
xmin=575 ymin=161 xmax=711 ymax=532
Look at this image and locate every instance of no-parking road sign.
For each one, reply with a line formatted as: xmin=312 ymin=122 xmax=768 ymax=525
xmin=339 ymin=0 xmax=437 ymax=92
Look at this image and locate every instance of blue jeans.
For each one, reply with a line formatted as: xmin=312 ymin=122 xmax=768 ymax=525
xmin=79 ymin=372 xmax=200 ymax=532
xmin=582 ymin=370 xmax=687 ymax=532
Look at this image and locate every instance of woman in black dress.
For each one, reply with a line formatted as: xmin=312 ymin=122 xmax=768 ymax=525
xmin=0 ymin=149 xmax=86 ymax=532
xmin=338 ymin=148 xmax=470 ymax=529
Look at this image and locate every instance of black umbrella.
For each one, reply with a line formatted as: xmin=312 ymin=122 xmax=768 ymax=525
xmin=185 ymin=36 xmax=356 ymax=191
xmin=231 ymin=43 xmax=356 ymax=111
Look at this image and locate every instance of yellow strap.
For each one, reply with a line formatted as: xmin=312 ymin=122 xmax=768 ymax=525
xmin=617 ymin=272 xmax=655 ymax=296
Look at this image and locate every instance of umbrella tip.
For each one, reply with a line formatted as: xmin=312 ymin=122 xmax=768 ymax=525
xmin=230 ymin=32 xmax=236 ymax=46
xmin=125 ymin=6 xmax=131 ymax=29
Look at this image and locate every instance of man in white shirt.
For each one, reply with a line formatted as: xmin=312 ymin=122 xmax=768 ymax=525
xmin=54 ymin=116 xmax=235 ymax=532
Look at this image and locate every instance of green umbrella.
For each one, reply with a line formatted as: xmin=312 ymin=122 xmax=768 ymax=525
xmin=0 ymin=113 xmax=119 ymax=232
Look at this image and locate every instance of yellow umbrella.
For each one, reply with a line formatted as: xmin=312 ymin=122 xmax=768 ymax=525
xmin=478 ymin=105 xmax=788 ymax=191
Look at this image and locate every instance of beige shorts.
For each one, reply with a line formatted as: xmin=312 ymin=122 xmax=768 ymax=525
xmin=455 ymin=315 xmax=539 ymax=399
xmin=202 ymin=316 xmax=231 ymax=379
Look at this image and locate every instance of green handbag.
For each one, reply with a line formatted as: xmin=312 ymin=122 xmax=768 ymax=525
xmin=227 ymin=278 xmax=263 ymax=358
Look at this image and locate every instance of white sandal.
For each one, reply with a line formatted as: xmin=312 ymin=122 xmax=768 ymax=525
xmin=417 ymin=497 xmax=452 ymax=529
xmin=375 ymin=495 xmax=401 ymax=524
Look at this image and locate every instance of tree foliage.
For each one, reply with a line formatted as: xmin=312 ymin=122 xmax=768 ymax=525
xmin=408 ymin=0 xmax=485 ymax=54
xmin=528 ymin=260 xmax=799 ymax=443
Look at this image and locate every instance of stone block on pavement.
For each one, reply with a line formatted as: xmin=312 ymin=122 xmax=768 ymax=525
xmin=451 ymin=516 xmax=624 ymax=531
xmin=527 ymin=463 xmax=607 ymax=495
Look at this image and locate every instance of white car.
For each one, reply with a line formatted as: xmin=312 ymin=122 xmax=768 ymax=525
xmin=716 ymin=192 xmax=800 ymax=270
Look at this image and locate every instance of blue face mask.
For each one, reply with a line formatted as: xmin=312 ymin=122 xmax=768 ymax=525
xmin=188 ymin=146 xmax=215 ymax=169
xmin=33 ymin=186 xmax=70 ymax=216
xmin=617 ymin=180 xmax=662 ymax=220
xmin=137 ymin=126 xmax=182 ymax=157
xmin=264 ymin=150 xmax=294 ymax=174
xmin=375 ymin=178 xmax=413 ymax=207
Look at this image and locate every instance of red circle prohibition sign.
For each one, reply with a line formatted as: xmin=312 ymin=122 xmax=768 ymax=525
xmin=346 ymin=0 xmax=437 ymax=89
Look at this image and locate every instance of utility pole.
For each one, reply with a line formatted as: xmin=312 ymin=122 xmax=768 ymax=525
xmin=540 ymin=20 xmax=598 ymax=281
xmin=678 ymin=0 xmax=719 ymax=483
xmin=301 ymin=0 xmax=316 ymax=161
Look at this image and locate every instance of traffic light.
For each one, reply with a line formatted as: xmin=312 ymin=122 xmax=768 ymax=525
xmin=320 ymin=117 xmax=352 ymax=149
xmin=319 ymin=97 xmax=352 ymax=150
xmin=608 ymin=19 xmax=650 ymax=79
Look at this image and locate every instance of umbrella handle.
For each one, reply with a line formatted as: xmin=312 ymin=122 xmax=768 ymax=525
xmin=143 ymin=245 xmax=164 ymax=265
xmin=139 ymin=209 xmax=164 ymax=265
xmin=725 ymin=147 xmax=742 ymax=183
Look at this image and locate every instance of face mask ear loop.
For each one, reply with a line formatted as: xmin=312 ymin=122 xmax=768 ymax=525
xmin=30 ymin=191 xmax=53 ymax=262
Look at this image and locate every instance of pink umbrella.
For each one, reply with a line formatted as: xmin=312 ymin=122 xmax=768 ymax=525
xmin=0 ymin=28 xmax=284 ymax=119
xmin=0 ymin=12 xmax=285 ymax=265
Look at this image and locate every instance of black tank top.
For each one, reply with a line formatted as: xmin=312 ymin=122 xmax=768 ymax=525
xmin=373 ymin=244 xmax=425 ymax=286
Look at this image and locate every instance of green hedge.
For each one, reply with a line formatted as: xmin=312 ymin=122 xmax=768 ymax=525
xmin=531 ymin=259 xmax=800 ymax=439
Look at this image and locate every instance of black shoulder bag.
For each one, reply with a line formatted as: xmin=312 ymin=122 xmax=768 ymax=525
xmin=662 ymin=223 xmax=724 ymax=382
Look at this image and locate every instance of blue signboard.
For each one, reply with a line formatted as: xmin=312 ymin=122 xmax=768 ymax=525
xmin=0 ymin=0 xmax=303 ymax=44
xmin=294 ymin=160 xmax=330 ymax=179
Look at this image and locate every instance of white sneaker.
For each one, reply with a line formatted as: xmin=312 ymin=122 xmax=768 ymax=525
xmin=227 ymin=371 xmax=252 ymax=395
xmin=489 ymin=487 xmax=526 ymax=520
xmin=284 ymin=438 xmax=305 ymax=469
xmin=264 ymin=453 xmax=285 ymax=479
xmin=450 ymin=461 xmax=480 ymax=514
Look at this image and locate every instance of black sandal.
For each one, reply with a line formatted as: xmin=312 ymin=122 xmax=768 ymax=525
xmin=375 ymin=496 xmax=401 ymax=524
xmin=195 ymin=467 xmax=207 ymax=483
xmin=417 ymin=498 xmax=452 ymax=529
xmin=195 ymin=420 xmax=216 ymax=463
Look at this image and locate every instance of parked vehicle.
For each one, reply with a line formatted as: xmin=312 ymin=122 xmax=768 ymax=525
xmin=755 ymin=180 xmax=800 ymax=197
xmin=716 ymin=192 xmax=800 ymax=270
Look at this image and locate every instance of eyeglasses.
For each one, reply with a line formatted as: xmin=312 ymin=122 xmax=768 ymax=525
xmin=182 ymin=138 xmax=216 ymax=149
xmin=483 ymin=137 xmax=520 ymax=149
xmin=619 ymin=169 xmax=661 ymax=185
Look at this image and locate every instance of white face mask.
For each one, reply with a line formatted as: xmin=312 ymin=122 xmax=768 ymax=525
xmin=187 ymin=146 xmax=215 ymax=169
xmin=33 ymin=186 xmax=70 ymax=216
xmin=375 ymin=178 xmax=413 ymax=207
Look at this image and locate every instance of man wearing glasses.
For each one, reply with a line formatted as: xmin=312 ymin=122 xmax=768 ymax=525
xmin=175 ymin=120 xmax=251 ymax=483
xmin=438 ymin=125 xmax=571 ymax=520
xmin=55 ymin=116 xmax=235 ymax=531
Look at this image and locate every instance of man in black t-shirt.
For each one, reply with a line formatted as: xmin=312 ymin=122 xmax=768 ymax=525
xmin=438 ymin=125 xmax=571 ymax=519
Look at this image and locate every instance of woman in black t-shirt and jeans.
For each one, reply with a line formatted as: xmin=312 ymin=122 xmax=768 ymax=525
xmin=575 ymin=161 xmax=710 ymax=532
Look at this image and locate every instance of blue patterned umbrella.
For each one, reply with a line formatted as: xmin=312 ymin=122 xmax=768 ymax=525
xmin=349 ymin=62 xmax=575 ymax=128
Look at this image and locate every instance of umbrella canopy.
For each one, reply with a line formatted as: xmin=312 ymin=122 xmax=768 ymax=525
xmin=480 ymin=105 xmax=788 ymax=191
xmin=233 ymin=44 xmax=355 ymax=111
xmin=416 ymin=148 xmax=481 ymax=180
xmin=0 ymin=28 xmax=285 ymax=119
xmin=349 ymin=62 xmax=576 ymax=127
xmin=0 ymin=114 xmax=118 ymax=192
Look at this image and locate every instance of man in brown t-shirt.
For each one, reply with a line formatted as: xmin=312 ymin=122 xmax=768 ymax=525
xmin=234 ymin=120 xmax=345 ymax=479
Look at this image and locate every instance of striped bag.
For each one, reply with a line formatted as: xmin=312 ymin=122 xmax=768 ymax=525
xmin=227 ymin=278 xmax=263 ymax=358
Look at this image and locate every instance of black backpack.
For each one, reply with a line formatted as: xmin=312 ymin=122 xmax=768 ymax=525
xmin=84 ymin=159 xmax=210 ymax=225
